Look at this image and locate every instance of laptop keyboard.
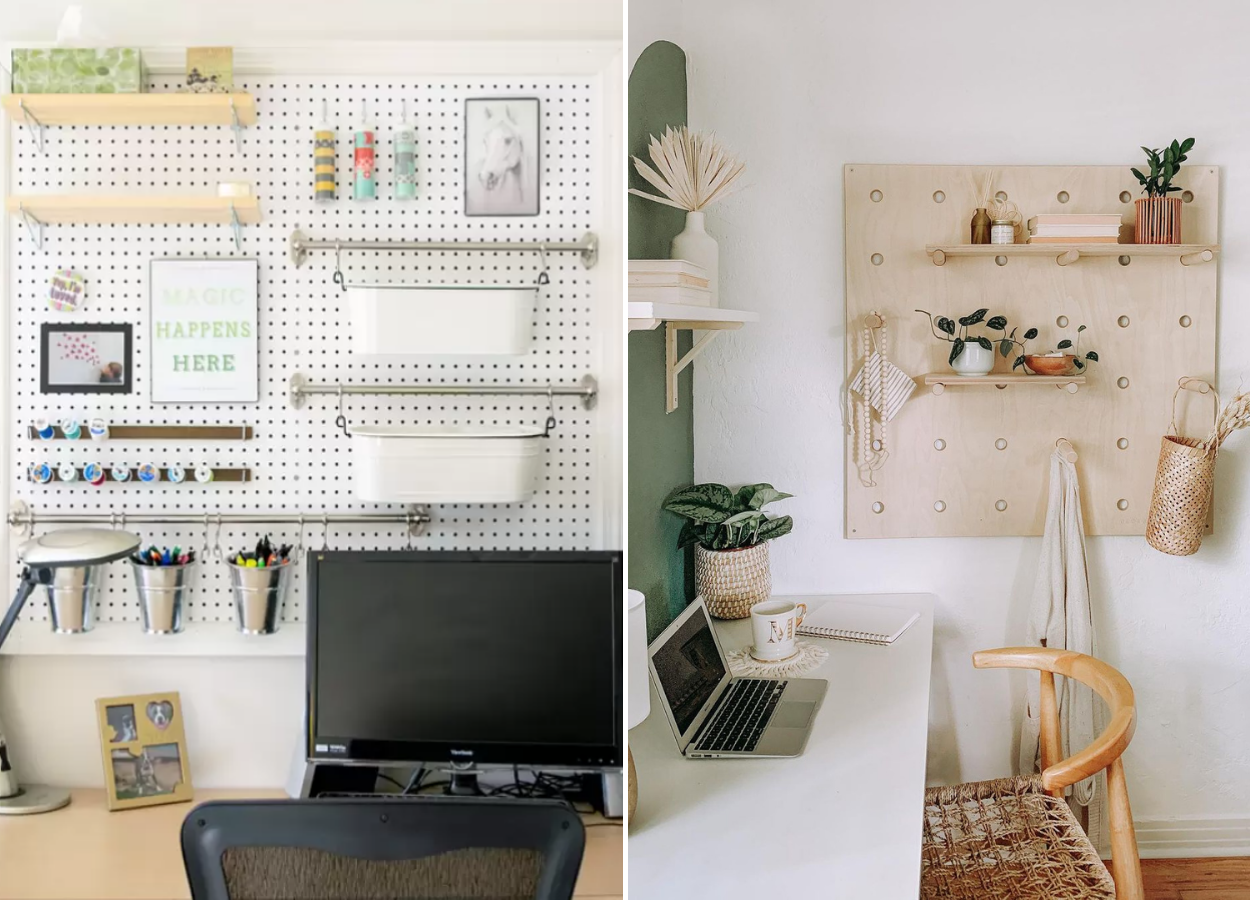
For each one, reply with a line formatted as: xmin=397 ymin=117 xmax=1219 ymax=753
xmin=692 ymin=679 xmax=788 ymax=753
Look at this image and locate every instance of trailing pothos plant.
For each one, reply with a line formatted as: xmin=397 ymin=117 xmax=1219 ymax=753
xmin=664 ymin=483 xmax=794 ymax=551
xmin=1133 ymin=137 xmax=1195 ymax=197
xmin=1054 ymin=324 xmax=1101 ymax=372
xmin=915 ymin=308 xmax=1038 ymax=367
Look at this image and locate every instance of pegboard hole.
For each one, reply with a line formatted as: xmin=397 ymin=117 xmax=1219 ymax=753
xmin=1117 ymin=499 xmax=1129 ymax=511
xmin=933 ymin=439 xmax=946 ymax=451
xmin=994 ymin=438 xmax=1007 ymax=450
xmin=995 ymin=499 xmax=1008 ymax=512
xmin=1057 ymin=190 xmax=1070 ymax=203
xmin=994 ymin=255 xmax=1008 ymax=267
xmin=932 ymin=190 xmax=946 ymax=203
xmin=870 ymin=253 xmax=884 ymax=266
xmin=1179 ymin=315 xmax=1192 ymax=328
xmin=1119 ymin=191 xmax=1132 ymax=203
xmin=1118 ymin=315 xmax=1130 ymax=328
xmin=1117 ymin=438 xmax=1129 ymax=450
xmin=1117 ymin=377 xmax=1130 ymax=389
xmin=934 ymin=501 xmax=947 ymax=513
xmin=870 ymin=189 xmax=884 ymax=203
xmin=1056 ymin=315 xmax=1069 ymax=328
xmin=994 ymin=190 xmax=1008 ymax=202
xmin=1182 ymin=190 xmax=1194 ymax=203
xmin=1118 ymin=255 xmax=1131 ymax=266
xmin=871 ymin=502 xmax=885 ymax=514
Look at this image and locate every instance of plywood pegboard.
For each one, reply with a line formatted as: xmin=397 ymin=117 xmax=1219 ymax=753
xmin=844 ymin=164 xmax=1219 ymax=539
xmin=7 ymin=75 xmax=611 ymax=629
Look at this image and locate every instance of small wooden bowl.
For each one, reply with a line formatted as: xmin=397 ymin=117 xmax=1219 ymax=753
xmin=1024 ymin=355 xmax=1076 ymax=376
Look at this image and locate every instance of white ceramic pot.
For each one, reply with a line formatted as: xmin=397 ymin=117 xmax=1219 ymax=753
xmin=671 ymin=211 xmax=719 ymax=306
xmin=951 ymin=341 xmax=995 ymax=376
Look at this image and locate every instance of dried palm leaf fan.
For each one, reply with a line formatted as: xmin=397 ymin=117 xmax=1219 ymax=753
xmin=629 ymin=126 xmax=745 ymax=212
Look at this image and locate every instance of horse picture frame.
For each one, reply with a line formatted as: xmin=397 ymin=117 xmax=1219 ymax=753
xmin=465 ymin=97 xmax=541 ymax=216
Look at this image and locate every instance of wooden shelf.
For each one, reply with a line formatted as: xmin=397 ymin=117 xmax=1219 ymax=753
xmin=923 ymin=373 xmax=1087 ymax=395
xmin=1 ymin=92 xmax=257 ymax=126
xmin=6 ymin=194 xmax=261 ymax=225
xmin=926 ymin=243 xmax=1219 ymax=266
xmin=628 ymin=301 xmax=759 ymax=332
xmin=27 ymin=424 xmax=254 ymax=441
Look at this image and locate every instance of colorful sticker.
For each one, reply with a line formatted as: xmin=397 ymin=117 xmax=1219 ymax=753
xmin=48 ymin=268 xmax=86 ymax=313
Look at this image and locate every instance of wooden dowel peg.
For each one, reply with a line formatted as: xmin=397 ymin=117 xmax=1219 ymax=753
xmin=1179 ymin=249 xmax=1214 ymax=267
xmin=864 ymin=313 xmax=884 ymax=329
xmin=1056 ymin=249 xmax=1081 ymax=267
xmin=931 ymin=382 xmax=946 ymax=396
xmin=931 ymin=249 xmax=946 ymax=266
xmin=1055 ymin=438 xmax=1078 ymax=463
xmin=1061 ymin=382 xmax=1080 ymax=394
xmin=1178 ymin=376 xmax=1212 ymax=394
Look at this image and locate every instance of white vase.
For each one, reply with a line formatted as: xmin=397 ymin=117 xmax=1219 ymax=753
xmin=951 ymin=341 xmax=995 ymax=376
xmin=671 ymin=211 xmax=719 ymax=306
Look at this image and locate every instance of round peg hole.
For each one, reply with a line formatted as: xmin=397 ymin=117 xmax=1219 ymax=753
xmin=1117 ymin=438 xmax=1129 ymax=450
xmin=1056 ymin=315 xmax=1069 ymax=328
xmin=1117 ymin=377 xmax=1130 ymax=389
xmin=870 ymin=189 xmax=884 ymax=202
xmin=1057 ymin=190 xmax=1070 ymax=203
xmin=1118 ymin=315 xmax=1130 ymax=328
xmin=995 ymin=255 xmax=1008 ymax=267
xmin=995 ymin=499 xmax=1008 ymax=512
xmin=994 ymin=438 xmax=1007 ymax=450
xmin=871 ymin=502 xmax=885 ymax=514
xmin=870 ymin=253 xmax=884 ymax=266
xmin=995 ymin=190 xmax=1008 ymax=201
xmin=1117 ymin=499 xmax=1129 ymax=511
xmin=1119 ymin=191 xmax=1132 ymax=203
xmin=1180 ymin=315 xmax=1192 ymax=327
xmin=871 ymin=439 xmax=883 ymax=452
xmin=934 ymin=501 xmax=947 ymax=513
xmin=1118 ymin=255 xmax=1131 ymax=266
xmin=933 ymin=190 xmax=946 ymax=203
xmin=1182 ymin=190 xmax=1194 ymax=203
xmin=933 ymin=439 xmax=947 ymax=451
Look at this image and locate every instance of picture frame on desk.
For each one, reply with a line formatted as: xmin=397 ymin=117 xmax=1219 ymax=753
xmin=95 ymin=692 xmax=193 ymax=812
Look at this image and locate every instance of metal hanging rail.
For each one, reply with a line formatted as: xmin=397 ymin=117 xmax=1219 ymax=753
xmin=288 ymin=373 xmax=599 ymax=410
xmin=288 ymin=229 xmax=599 ymax=269
xmin=7 ymin=501 xmax=430 ymax=535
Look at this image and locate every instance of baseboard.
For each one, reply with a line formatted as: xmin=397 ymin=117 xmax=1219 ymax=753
xmin=1135 ymin=816 xmax=1250 ymax=858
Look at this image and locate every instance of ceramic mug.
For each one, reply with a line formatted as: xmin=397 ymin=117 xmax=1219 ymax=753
xmin=750 ymin=599 xmax=808 ymax=661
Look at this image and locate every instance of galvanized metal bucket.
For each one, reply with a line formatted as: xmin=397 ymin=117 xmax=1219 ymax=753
xmin=131 ymin=562 xmax=193 ymax=634
xmin=226 ymin=561 xmax=292 ymax=635
xmin=46 ymin=564 xmax=104 ymax=633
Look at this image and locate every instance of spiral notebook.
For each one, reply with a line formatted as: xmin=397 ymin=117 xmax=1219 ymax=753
xmin=797 ymin=600 xmax=920 ymax=646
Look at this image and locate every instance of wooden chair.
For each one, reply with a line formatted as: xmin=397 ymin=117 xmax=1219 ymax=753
xmin=920 ymin=648 xmax=1143 ymax=900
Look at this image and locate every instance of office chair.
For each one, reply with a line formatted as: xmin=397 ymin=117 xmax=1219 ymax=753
xmin=181 ymin=797 xmax=586 ymax=900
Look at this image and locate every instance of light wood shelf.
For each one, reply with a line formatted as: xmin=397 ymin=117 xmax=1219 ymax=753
xmin=6 ymin=194 xmax=261 ymax=225
xmin=923 ymin=373 xmax=1087 ymax=394
xmin=925 ymin=243 xmax=1219 ymax=266
xmin=628 ymin=301 xmax=759 ymax=332
xmin=1 ymin=92 xmax=257 ymax=126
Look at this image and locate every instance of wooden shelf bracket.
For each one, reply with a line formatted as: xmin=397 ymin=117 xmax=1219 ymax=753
xmin=665 ymin=321 xmax=741 ymax=413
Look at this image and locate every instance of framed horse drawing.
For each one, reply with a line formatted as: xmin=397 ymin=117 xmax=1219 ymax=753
xmin=465 ymin=97 xmax=541 ymax=216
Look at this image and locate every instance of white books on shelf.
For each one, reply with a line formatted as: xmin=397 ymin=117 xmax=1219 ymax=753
xmin=797 ymin=599 xmax=921 ymax=646
xmin=628 ymin=259 xmax=710 ymax=288
xmin=1027 ymin=214 xmax=1123 ymax=229
xmin=1029 ymin=224 xmax=1122 ymax=237
xmin=627 ymin=284 xmax=712 ymax=307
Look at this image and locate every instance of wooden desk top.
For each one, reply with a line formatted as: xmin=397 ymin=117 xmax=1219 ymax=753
xmin=0 ymin=788 xmax=622 ymax=899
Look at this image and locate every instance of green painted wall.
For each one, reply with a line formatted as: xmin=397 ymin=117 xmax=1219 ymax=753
xmin=628 ymin=41 xmax=694 ymax=642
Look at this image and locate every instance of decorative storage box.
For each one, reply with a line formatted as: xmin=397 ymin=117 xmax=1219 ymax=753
xmin=348 ymin=425 xmax=543 ymax=503
xmin=347 ymin=285 xmax=537 ymax=356
xmin=11 ymin=48 xmax=145 ymax=94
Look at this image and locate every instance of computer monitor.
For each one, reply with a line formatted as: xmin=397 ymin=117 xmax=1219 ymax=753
xmin=306 ymin=551 xmax=622 ymax=776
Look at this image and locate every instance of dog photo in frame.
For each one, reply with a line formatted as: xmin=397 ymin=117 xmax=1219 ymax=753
xmin=96 ymin=692 xmax=193 ymax=811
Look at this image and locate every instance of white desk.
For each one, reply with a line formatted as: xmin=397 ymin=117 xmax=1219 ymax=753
xmin=628 ymin=593 xmax=934 ymax=899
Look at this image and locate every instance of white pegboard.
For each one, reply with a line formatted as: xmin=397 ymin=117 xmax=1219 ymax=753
xmin=8 ymin=76 xmax=609 ymax=628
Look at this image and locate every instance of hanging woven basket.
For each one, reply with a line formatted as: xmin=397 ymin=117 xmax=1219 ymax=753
xmin=1145 ymin=383 xmax=1219 ymax=556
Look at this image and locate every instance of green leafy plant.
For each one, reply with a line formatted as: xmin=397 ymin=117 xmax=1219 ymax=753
xmin=1055 ymin=324 xmax=1100 ymax=371
xmin=1132 ymin=138 xmax=1195 ymax=197
xmin=664 ymin=483 xmax=794 ymax=551
xmin=916 ymin=308 xmax=1037 ymax=367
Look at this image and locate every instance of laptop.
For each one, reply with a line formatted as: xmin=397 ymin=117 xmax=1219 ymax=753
xmin=647 ymin=598 xmax=828 ymax=759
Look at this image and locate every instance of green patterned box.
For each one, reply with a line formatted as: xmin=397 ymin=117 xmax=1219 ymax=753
xmin=11 ymin=48 xmax=145 ymax=94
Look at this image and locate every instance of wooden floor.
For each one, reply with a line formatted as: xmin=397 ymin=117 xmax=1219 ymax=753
xmin=1140 ymin=858 xmax=1250 ymax=899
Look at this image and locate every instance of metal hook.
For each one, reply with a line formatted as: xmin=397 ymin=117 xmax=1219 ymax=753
xmin=19 ymin=99 xmax=46 ymax=155
xmin=543 ymin=384 xmax=557 ymax=438
xmin=332 ymin=241 xmax=347 ymax=292
xmin=321 ymin=515 xmax=330 ymax=551
xmin=229 ymin=203 xmax=242 ymax=252
xmin=295 ymin=514 xmax=305 ymax=561
xmin=213 ymin=514 xmax=225 ymax=561
xmin=537 ymin=243 xmax=550 ymax=286
xmin=202 ymin=514 xmax=212 ymax=559
xmin=229 ymin=96 xmax=242 ymax=155
xmin=18 ymin=203 xmax=45 ymax=252
xmin=335 ymin=384 xmax=351 ymax=437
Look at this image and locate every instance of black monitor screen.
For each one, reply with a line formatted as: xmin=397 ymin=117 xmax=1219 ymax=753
xmin=308 ymin=551 xmax=621 ymax=768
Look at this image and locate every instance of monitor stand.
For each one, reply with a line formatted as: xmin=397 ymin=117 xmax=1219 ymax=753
xmin=445 ymin=769 xmax=484 ymax=796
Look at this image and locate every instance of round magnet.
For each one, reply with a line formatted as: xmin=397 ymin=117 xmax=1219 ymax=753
xmin=167 ymin=465 xmax=187 ymax=484
xmin=111 ymin=466 xmax=132 ymax=483
xmin=137 ymin=463 xmax=161 ymax=483
xmin=34 ymin=417 xmax=56 ymax=440
xmin=29 ymin=463 xmax=54 ymax=484
xmin=89 ymin=417 xmax=109 ymax=441
xmin=84 ymin=463 xmax=106 ymax=486
xmin=194 ymin=465 xmax=215 ymax=484
xmin=60 ymin=418 xmax=82 ymax=440
xmin=57 ymin=464 xmax=79 ymax=483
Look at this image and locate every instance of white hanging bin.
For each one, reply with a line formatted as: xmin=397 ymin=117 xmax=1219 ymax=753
xmin=348 ymin=425 xmax=544 ymax=503
xmin=347 ymin=285 xmax=537 ymax=356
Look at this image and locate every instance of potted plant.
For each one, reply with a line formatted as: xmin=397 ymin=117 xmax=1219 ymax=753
xmin=1014 ymin=324 xmax=1101 ymax=376
xmin=663 ymin=483 xmax=794 ymax=620
xmin=915 ymin=308 xmax=1032 ymax=376
xmin=1132 ymin=137 xmax=1194 ymax=244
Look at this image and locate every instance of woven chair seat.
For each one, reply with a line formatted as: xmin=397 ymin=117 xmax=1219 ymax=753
xmin=921 ymin=775 xmax=1117 ymax=900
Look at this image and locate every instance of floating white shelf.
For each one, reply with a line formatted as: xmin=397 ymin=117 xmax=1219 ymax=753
xmin=1 ymin=92 xmax=258 ymax=127
xmin=628 ymin=302 xmax=759 ymax=413
xmin=0 ymin=621 xmax=305 ymax=657
xmin=923 ymin=373 xmax=1087 ymax=395
xmin=925 ymin=243 xmax=1219 ymax=266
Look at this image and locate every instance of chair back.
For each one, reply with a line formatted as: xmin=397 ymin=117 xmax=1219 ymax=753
xmin=181 ymin=797 xmax=585 ymax=900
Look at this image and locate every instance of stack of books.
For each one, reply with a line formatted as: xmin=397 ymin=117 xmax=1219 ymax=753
xmin=628 ymin=260 xmax=711 ymax=307
xmin=1027 ymin=214 xmax=1123 ymax=244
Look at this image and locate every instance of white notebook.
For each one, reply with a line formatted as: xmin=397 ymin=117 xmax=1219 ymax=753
xmin=797 ymin=600 xmax=920 ymax=646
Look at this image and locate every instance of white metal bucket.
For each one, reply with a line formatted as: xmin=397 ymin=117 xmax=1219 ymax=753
xmin=347 ymin=285 xmax=536 ymax=356
xmin=348 ymin=425 xmax=544 ymax=503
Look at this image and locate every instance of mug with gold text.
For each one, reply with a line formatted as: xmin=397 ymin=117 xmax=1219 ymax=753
xmin=750 ymin=599 xmax=808 ymax=661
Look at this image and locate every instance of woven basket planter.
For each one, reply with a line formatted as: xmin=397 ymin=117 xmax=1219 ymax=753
xmin=1134 ymin=196 xmax=1182 ymax=245
xmin=694 ymin=542 xmax=771 ymax=619
xmin=1145 ymin=435 xmax=1215 ymax=556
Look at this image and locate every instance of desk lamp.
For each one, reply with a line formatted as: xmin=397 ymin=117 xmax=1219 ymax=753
xmin=626 ymin=589 xmax=649 ymax=820
xmin=0 ymin=528 xmax=140 ymax=815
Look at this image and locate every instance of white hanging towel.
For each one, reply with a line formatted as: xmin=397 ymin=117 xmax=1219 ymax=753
xmin=1018 ymin=447 xmax=1108 ymax=852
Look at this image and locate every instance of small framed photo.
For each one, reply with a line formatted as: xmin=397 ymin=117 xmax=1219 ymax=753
xmin=465 ymin=98 xmax=541 ymax=216
xmin=40 ymin=323 xmax=132 ymax=394
xmin=96 ymin=692 xmax=193 ymax=812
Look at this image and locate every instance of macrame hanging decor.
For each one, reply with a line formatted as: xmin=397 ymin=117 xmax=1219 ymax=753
xmin=847 ymin=312 xmax=916 ymax=487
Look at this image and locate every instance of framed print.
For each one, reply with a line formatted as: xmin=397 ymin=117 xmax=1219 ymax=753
xmin=150 ymin=258 xmax=259 ymax=403
xmin=96 ymin=691 xmax=193 ymax=811
xmin=465 ymin=98 xmax=541 ymax=216
xmin=40 ymin=323 xmax=132 ymax=394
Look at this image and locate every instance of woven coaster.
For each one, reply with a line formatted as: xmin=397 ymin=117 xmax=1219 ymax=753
xmin=725 ymin=641 xmax=829 ymax=679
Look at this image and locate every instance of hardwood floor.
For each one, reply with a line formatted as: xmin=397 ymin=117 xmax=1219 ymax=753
xmin=1140 ymin=857 xmax=1250 ymax=899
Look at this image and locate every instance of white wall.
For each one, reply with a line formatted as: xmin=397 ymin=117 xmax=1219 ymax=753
xmin=631 ymin=0 xmax=1250 ymax=855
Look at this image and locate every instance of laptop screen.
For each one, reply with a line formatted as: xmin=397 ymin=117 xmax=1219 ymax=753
xmin=651 ymin=603 xmax=727 ymax=733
